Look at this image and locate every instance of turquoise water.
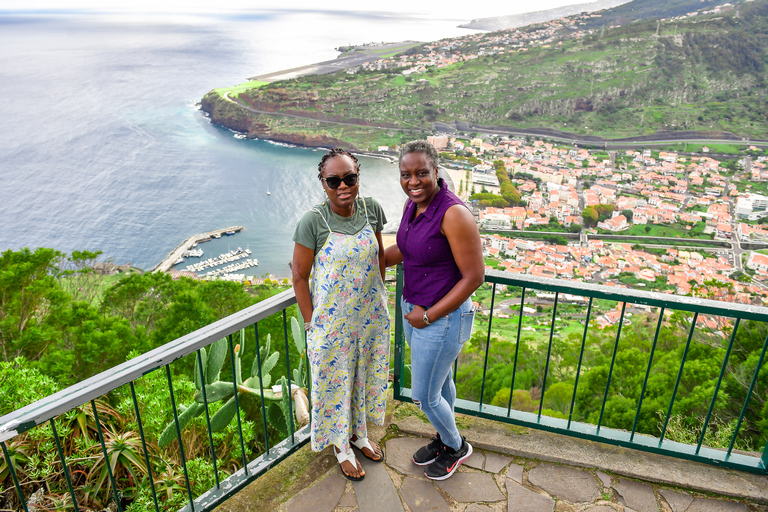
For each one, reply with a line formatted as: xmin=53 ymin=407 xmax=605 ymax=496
xmin=0 ymin=10 xmax=477 ymax=276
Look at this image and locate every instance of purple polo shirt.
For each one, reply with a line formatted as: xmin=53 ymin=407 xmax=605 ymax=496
xmin=396 ymin=180 xmax=466 ymax=308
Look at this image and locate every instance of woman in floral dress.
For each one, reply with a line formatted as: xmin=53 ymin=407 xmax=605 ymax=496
xmin=291 ymin=148 xmax=390 ymax=481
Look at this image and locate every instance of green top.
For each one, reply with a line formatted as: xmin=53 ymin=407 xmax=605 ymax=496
xmin=292 ymin=196 xmax=387 ymax=254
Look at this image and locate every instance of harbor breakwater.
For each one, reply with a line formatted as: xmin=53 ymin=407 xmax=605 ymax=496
xmin=153 ymin=226 xmax=244 ymax=273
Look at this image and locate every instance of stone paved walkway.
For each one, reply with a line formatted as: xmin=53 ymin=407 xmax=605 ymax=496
xmin=275 ymin=412 xmax=768 ymax=512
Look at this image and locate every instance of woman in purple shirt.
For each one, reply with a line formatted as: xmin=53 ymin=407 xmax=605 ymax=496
xmin=385 ymin=140 xmax=484 ymax=480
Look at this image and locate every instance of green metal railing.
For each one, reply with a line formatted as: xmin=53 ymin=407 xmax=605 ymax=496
xmin=0 ymin=289 xmax=309 ymax=512
xmin=4 ymin=269 xmax=768 ymax=511
xmin=393 ymin=267 xmax=768 ymax=474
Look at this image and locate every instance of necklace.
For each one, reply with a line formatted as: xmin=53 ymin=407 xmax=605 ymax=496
xmin=329 ymin=198 xmax=356 ymax=229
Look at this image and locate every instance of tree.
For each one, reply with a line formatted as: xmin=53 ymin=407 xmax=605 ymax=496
xmin=621 ymin=209 xmax=634 ymax=222
xmin=59 ymin=250 xmax=104 ymax=306
xmin=595 ymin=204 xmax=615 ymax=222
xmin=582 ymin=206 xmax=598 ymax=227
xmin=0 ymin=248 xmax=67 ymax=362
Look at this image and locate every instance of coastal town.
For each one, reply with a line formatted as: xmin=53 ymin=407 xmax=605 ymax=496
xmin=357 ymin=2 xmax=737 ymax=75
xmin=424 ymin=133 xmax=768 ymax=311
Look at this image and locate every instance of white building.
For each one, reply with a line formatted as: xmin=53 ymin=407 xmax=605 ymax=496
xmin=736 ymin=194 xmax=768 ymax=220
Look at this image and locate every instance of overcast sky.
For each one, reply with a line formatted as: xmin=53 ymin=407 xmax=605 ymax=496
xmin=1 ymin=0 xmax=586 ymax=21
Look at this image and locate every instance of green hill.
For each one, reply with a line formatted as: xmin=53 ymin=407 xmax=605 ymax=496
xmin=201 ymin=0 xmax=768 ymax=151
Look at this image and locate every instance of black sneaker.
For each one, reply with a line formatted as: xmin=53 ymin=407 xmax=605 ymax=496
xmin=424 ymin=437 xmax=472 ymax=480
xmin=412 ymin=433 xmax=444 ymax=466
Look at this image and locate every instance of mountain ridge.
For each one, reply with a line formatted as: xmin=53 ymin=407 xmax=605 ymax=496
xmin=201 ymin=0 xmax=768 ymax=151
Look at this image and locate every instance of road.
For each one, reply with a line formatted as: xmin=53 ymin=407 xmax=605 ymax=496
xmin=219 ymin=48 xmax=768 ymax=150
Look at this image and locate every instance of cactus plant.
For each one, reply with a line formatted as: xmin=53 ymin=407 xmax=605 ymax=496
xmin=159 ymin=319 xmax=309 ymax=448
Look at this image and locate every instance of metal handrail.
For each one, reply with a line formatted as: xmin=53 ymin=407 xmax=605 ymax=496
xmin=0 ymin=289 xmax=296 ymax=441
xmin=0 ymin=288 xmax=310 ymax=512
xmin=4 ymin=268 xmax=768 ymax=512
xmin=393 ymin=267 xmax=768 ymax=474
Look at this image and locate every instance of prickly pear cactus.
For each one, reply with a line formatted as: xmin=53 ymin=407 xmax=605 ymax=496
xmin=160 ymin=320 xmax=308 ymax=447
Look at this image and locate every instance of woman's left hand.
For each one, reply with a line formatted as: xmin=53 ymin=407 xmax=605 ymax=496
xmin=405 ymin=305 xmax=428 ymax=329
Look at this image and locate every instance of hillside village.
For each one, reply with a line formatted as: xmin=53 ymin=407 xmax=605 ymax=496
xmin=358 ymin=3 xmax=737 ymax=74
xmin=424 ymin=134 xmax=768 ymax=314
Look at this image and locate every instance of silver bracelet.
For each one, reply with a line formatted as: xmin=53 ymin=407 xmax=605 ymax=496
xmin=423 ymin=310 xmax=431 ymax=326
xmin=304 ymin=322 xmax=312 ymax=331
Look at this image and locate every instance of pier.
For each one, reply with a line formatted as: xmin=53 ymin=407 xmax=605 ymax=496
xmin=153 ymin=226 xmax=244 ymax=273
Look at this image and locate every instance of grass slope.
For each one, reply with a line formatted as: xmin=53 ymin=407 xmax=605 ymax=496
xmin=202 ymin=0 xmax=768 ymax=150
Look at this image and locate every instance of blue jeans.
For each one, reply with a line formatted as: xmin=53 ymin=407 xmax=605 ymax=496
xmin=402 ymin=297 xmax=475 ymax=450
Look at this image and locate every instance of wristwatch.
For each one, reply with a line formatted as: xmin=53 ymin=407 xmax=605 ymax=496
xmin=423 ymin=310 xmax=431 ymax=326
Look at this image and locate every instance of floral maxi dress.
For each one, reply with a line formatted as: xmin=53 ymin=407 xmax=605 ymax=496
xmin=307 ymin=204 xmax=390 ymax=453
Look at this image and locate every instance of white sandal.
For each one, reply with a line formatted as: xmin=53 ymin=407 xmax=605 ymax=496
xmin=351 ymin=437 xmax=384 ymax=463
xmin=335 ymin=446 xmax=364 ymax=481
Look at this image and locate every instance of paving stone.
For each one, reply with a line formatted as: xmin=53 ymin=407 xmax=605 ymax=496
xmin=583 ymin=506 xmax=621 ymax=512
xmin=507 ymin=479 xmax=555 ymax=512
xmin=508 ymin=463 xmax=524 ymax=484
xmin=435 ymin=473 xmax=505 ymax=503
xmin=283 ymin=472 xmax=346 ymax=512
xmin=686 ymin=498 xmax=748 ymax=512
xmin=555 ymin=501 xmax=579 ymax=512
xmin=466 ymin=505 xmax=495 ymax=512
xmin=614 ymin=479 xmax=657 ymax=512
xmin=399 ymin=476 xmax=451 ymax=512
xmin=353 ymin=454 xmax=405 ymax=512
xmin=528 ymin=463 xmax=600 ymax=503
xmin=597 ymin=471 xmax=612 ymax=489
xmin=659 ymin=490 xmax=694 ymax=512
xmin=465 ymin=450 xmax=486 ymax=470
xmin=386 ymin=437 xmax=432 ymax=477
xmin=484 ymin=452 xmax=513 ymax=473
xmin=338 ymin=487 xmax=357 ymax=508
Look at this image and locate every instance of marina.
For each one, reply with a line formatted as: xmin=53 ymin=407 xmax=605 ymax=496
xmin=153 ymin=226 xmax=244 ymax=273
xmin=183 ymin=247 xmax=254 ymax=273
xmin=202 ymin=257 xmax=259 ymax=277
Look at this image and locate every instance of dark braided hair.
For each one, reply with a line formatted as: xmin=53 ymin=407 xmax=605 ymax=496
xmin=317 ymin=148 xmax=360 ymax=180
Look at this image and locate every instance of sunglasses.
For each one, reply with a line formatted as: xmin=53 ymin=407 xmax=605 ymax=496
xmin=321 ymin=173 xmax=359 ymax=189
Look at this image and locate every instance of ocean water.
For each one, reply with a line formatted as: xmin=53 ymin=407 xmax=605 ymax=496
xmin=0 ymin=10 xmax=479 ymax=276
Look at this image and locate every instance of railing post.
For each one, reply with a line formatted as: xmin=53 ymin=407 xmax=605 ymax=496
xmin=727 ymin=329 xmax=768 ymax=458
xmin=1 ymin=440 xmax=29 ymax=512
xmin=659 ymin=312 xmax=698 ymax=445
xmin=195 ymin=350 xmax=221 ymax=489
xmin=597 ymin=302 xmax=626 ymax=433
xmin=165 ymin=367 xmax=195 ymax=511
xmin=479 ymin=283 xmax=497 ymax=410
xmin=91 ymin=400 xmax=124 ymax=512
xmin=697 ymin=318 xmax=739 ymax=454
xmin=253 ymin=322 xmax=271 ymax=455
xmin=129 ymin=381 xmax=160 ymax=512
xmin=538 ymin=292 xmax=559 ymax=421
xmin=568 ymin=296 xmax=592 ymax=429
xmin=630 ymin=307 xmax=664 ymax=442
xmin=507 ymin=287 xmax=526 ymax=417
xmin=394 ymin=264 xmax=405 ymax=400
xmin=50 ymin=419 xmax=80 ymax=512
xmin=283 ymin=310 xmax=297 ymax=444
xmin=227 ymin=334 xmax=249 ymax=475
